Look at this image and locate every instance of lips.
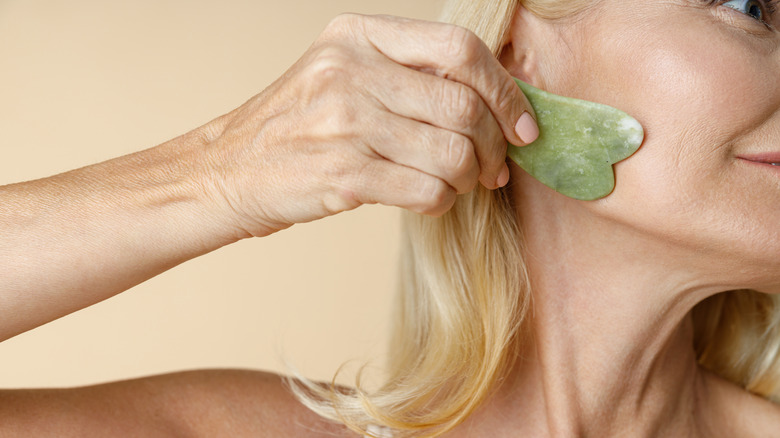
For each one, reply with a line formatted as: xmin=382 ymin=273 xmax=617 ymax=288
xmin=737 ymin=153 xmax=780 ymax=166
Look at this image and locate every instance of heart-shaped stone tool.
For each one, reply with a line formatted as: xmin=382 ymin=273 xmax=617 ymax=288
xmin=507 ymin=79 xmax=644 ymax=201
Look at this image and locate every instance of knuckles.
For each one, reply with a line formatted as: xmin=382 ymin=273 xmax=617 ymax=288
xmin=440 ymin=82 xmax=484 ymax=132
xmin=257 ymin=14 xmax=481 ymax=220
xmin=321 ymin=13 xmax=364 ymax=39
xmin=417 ymin=178 xmax=456 ymax=216
xmin=490 ymin=78 xmax=520 ymax=124
xmin=443 ymin=133 xmax=477 ymax=188
xmin=304 ymin=45 xmax=354 ymax=85
xmin=441 ymin=25 xmax=482 ymax=67
xmin=320 ymin=99 xmax=361 ymax=136
xmin=295 ymin=46 xmax=366 ymax=135
xmin=316 ymin=149 xmax=372 ymax=213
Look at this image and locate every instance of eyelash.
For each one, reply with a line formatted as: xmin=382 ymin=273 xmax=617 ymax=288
xmin=707 ymin=0 xmax=779 ymax=28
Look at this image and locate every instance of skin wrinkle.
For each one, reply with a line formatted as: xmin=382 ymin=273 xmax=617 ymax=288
xmin=7 ymin=3 xmax=780 ymax=435
xmin=596 ymin=2 xmax=779 ymax=274
xmin=443 ymin=0 xmax=780 ymax=436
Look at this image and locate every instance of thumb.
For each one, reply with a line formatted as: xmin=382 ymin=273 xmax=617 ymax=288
xmin=497 ymin=75 xmax=540 ymax=147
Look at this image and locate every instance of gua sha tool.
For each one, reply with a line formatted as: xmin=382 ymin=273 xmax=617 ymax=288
xmin=507 ymin=78 xmax=644 ymax=201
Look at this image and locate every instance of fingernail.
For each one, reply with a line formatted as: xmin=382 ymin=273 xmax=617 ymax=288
xmin=514 ymin=112 xmax=539 ymax=145
xmin=496 ymin=165 xmax=510 ymax=188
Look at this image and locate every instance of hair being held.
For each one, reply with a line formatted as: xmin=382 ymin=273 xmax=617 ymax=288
xmin=290 ymin=1 xmax=780 ymax=437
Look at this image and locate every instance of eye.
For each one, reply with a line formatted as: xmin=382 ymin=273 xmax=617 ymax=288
xmin=722 ymin=0 xmax=770 ymax=24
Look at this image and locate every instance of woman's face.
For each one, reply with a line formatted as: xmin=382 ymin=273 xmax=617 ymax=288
xmin=510 ymin=0 xmax=780 ymax=292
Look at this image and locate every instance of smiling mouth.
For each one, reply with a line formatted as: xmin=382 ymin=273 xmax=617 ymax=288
xmin=747 ymin=160 xmax=780 ymax=166
xmin=737 ymin=153 xmax=780 ymax=167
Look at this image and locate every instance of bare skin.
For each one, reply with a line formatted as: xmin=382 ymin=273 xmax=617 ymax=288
xmin=0 ymin=14 xmax=536 ymax=343
xmin=3 ymin=1 xmax=780 ymax=437
xmin=445 ymin=1 xmax=780 ymax=437
xmin=0 ymin=13 xmax=536 ymax=438
xmin=0 ymin=370 xmax=356 ymax=437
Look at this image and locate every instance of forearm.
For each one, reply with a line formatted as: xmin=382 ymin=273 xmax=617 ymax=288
xmin=0 ymin=11 xmax=539 ymax=343
xmin=0 ymin=123 xmax=240 ymax=341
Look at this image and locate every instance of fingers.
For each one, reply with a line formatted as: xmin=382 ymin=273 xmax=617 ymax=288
xmin=213 ymin=13 xmax=545 ymax=235
xmin=356 ymin=14 xmax=540 ymax=148
xmin=336 ymin=159 xmax=457 ymax=217
xmin=323 ymin=13 xmax=538 ymax=189
xmin=366 ymin=111 xmax=480 ymax=194
xmin=364 ymin=59 xmax=507 ymax=189
xmin=260 ymin=13 xmax=543 ymax=226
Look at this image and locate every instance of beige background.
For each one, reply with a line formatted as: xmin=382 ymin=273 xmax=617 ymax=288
xmin=0 ymin=0 xmax=443 ymax=388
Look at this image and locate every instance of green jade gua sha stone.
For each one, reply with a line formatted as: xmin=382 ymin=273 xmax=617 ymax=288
xmin=507 ymin=79 xmax=644 ymax=201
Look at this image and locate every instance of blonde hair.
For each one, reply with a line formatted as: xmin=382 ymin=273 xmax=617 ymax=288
xmin=292 ymin=1 xmax=780 ymax=436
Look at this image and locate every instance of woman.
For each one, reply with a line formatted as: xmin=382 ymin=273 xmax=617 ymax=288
xmin=1 ymin=0 xmax=779 ymax=437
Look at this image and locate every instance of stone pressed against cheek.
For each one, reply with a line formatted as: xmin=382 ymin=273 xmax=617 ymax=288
xmin=554 ymin=1 xmax=780 ymax=276
xmin=507 ymin=79 xmax=644 ymax=201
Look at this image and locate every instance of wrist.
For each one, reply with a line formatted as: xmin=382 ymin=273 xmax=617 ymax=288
xmin=194 ymin=109 xmax=290 ymax=240
xmin=168 ymin=119 xmax=258 ymax=246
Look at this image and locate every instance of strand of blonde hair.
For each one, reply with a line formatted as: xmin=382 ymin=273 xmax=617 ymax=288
xmin=291 ymin=1 xmax=780 ymax=436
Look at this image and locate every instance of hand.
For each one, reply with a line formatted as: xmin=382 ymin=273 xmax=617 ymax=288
xmin=201 ymin=13 xmax=538 ymax=238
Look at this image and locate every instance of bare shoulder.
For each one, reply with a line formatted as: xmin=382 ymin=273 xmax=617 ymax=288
xmin=740 ymin=389 xmax=780 ymax=433
xmin=702 ymin=368 xmax=780 ymax=437
xmin=0 ymin=369 xmax=359 ymax=438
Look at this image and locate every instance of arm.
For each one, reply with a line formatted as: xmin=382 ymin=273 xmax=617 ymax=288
xmin=0 ymin=13 xmax=536 ymax=343
xmin=0 ymin=124 xmax=239 ymax=342
xmin=0 ymin=370 xmax=356 ymax=437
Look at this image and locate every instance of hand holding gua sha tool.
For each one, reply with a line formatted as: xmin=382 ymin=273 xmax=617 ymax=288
xmin=507 ymin=78 xmax=644 ymax=201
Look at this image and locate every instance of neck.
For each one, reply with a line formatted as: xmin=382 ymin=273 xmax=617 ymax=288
xmin=460 ymin=179 xmax=730 ymax=437
xmin=507 ymin=251 xmax=706 ymax=437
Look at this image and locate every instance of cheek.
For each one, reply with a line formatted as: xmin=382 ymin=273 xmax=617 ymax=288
xmin=562 ymin=23 xmax=732 ymax=219
xmin=547 ymin=6 xmax=780 ymax=280
xmin=606 ymin=34 xmax=739 ymax=208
